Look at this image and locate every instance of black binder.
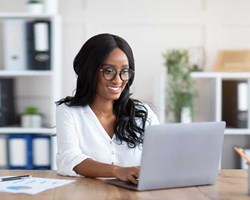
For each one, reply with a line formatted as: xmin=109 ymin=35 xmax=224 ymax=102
xmin=26 ymin=20 xmax=51 ymax=70
xmin=222 ymin=80 xmax=248 ymax=128
xmin=0 ymin=79 xmax=16 ymax=126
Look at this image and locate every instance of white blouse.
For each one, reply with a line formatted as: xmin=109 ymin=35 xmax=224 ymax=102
xmin=56 ymin=103 xmax=159 ymax=176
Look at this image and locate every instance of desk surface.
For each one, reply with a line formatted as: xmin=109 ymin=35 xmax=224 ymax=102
xmin=0 ymin=170 xmax=248 ymax=200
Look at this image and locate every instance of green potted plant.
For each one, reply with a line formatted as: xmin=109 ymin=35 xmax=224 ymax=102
xmin=163 ymin=49 xmax=196 ymax=123
xmin=26 ymin=0 xmax=44 ymax=13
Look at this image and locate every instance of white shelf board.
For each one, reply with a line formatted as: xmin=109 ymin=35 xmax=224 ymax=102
xmin=0 ymin=12 xmax=53 ymax=19
xmin=191 ymin=71 xmax=250 ymax=79
xmin=225 ymin=128 xmax=250 ymax=135
xmin=0 ymin=127 xmax=56 ymax=135
xmin=0 ymin=70 xmax=54 ymax=77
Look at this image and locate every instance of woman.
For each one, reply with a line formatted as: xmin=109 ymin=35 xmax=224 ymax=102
xmin=56 ymin=33 xmax=159 ymax=183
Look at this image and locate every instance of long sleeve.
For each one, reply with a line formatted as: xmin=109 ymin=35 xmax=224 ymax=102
xmin=56 ymin=105 xmax=91 ymax=176
xmin=145 ymin=104 xmax=160 ymax=126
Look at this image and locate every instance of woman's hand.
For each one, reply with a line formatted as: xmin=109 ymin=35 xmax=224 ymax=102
xmin=74 ymin=159 xmax=140 ymax=182
xmin=112 ymin=166 xmax=140 ymax=184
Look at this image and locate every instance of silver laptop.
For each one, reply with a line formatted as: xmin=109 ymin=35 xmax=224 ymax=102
xmin=105 ymin=121 xmax=225 ymax=191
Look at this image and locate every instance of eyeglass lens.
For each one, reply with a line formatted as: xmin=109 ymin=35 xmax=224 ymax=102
xmin=101 ymin=68 xmax=134 ymax=81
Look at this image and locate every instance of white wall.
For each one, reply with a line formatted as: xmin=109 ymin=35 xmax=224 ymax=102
xmin=59 ymin=0 xmax=205 ymax=122
xmin=1 ymin=0 xmax=250 ymax=122
xmin=59 ymin=0 xmax=250 ymax=122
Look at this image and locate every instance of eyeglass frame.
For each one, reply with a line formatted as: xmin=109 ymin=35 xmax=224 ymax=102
xmin=99 ymin=67 xmax=135 ymax=81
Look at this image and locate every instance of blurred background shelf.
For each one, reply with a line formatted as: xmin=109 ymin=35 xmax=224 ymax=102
xmin=191 ymin=71 xmax=250 ymax=168
xmin=0 ymin=0 xmax=61 ymax=170
xmin=0 ymin=70 xmax=53 ymax=77
xmin=0 ymin=127 xmax=55 ymax=135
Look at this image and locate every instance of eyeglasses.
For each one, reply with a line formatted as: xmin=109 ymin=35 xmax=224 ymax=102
xmin=99 ymin=68 xmax=134 ymax=81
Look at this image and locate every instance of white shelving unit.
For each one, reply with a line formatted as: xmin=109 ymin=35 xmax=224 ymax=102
xmin=0 ymin=12 xmax=62 ymax=169
xmin=191 ymin=71 xmax=250 ymax=168
xmin=0 ymin=127 xmax=56 ymax=135
xmin=191 ymin=71 xmax=250 ymax=135
xmin=0 ymin=12 xmax=62 ymax=127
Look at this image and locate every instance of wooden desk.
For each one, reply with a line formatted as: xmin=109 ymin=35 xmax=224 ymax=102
xmin=0 ymin=170 xmax=248 ymax=200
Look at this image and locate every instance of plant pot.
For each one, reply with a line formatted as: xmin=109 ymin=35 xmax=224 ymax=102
xmin=181 ymin=107 xmax=192 ymax=123
xmin=27 ymin=3 xmax=44 ymax=14
xmin=21 ymin=114 xmax=42 ymax=128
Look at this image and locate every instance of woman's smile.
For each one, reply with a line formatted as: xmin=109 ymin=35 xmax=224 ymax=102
xmin=107 ymin=85 xmax=122 ymax=94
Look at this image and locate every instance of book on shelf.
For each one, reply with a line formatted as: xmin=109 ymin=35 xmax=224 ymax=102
xmin=26 ymin=20 xmax=51 ymax=70
xmin=32 ymin=135 xmax=51 ymax=169
xmin=0 ymin=18 xmax=51 ymax=71
xmin=0 ymin=135 xmax=7 ymax=169
xmin=2 ymin=19 xmax=27 ymax=71
xmin=7 ymin=134 xmax=33 ymax=169
xmin=7 ymin=134 xmax=51 ymax=170
xmin=237 ymin=82 xmax=248 ymax=128
xmin=222 ymin=80 xmax=248 ymax=128
xmin=0 ymin=78 xmax=16 ymax=127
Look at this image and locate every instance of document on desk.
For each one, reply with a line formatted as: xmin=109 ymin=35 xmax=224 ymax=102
xmin=0 ymin=177 xmax=74 ymax=195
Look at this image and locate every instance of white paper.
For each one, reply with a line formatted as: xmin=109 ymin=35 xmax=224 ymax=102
xmin=0 ymin=177 xmax=74 ymax=195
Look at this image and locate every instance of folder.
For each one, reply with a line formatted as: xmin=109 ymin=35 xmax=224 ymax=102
xmin=222 ymin=81 xmax=248 ymax=128
xmin=32 ymin=135 xmax=51 ymax=169
xmin=0 ymin=79 xmax=16 ymax=127
xmin=237 ymin=82 xmax=248 ymax=128
xmin=237 ymin=82 xmax=248 ymax=112
xmin=0 ymin=135 xmax=7 ymax=169
xmin=2 ymin=19 xmax=27 ymax=70
xmin=7 ymin=134 xmax=51 ymax=169
xmin=26 ymin=20 xmax=51 ymax=70
xmin=7 ymin=134 xmax=33 ymax=169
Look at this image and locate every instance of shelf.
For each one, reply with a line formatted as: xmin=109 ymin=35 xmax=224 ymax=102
xmin=225 ymin=128 xmax=250 ymax=135
xmin=191 ymin=71 xmax=250 ymax=79
xmin=0 ymin=1 xmax=61 ymax=171
xmin=0 ymin=127 xmax=56 ymax=135
xmin=192 ymin=72 xmax=250 ymax=136
xmin=0 ymin=12 xmax=54 ymax=19
xmin=0 ymin=70 xmax=54 ymax=77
